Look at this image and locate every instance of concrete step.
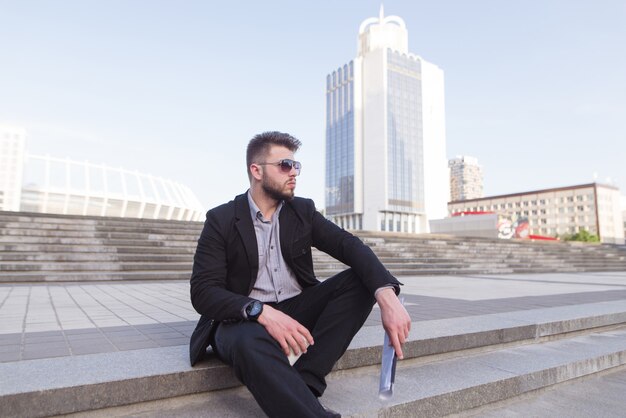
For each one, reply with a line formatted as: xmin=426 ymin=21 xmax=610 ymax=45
xmin=1 ymin=301 xmax=624 ymax=417
xmin=0 ymin=220 xmax=202 ymax=234
xmin=0 ymin=229 xmax=200 ymax=241
xmin=103 ymin=327 xmax=626 ymax=418
xmin=0 ymin=253 xmax=193 ymax=263
xmin=0 ymin=244 xmax=194 ymax=254
xmin=0 ymin=236 xmax=196 ymax=247
xmin=0 ymin=270 xmax=190 ymax=282
xmin=0 ymin=261 xmax=192 ymax=272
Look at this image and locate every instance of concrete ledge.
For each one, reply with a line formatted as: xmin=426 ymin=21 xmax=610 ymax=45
xmin=53 ymin=327 xmax=626 ymax=418
xmin=0 ymin=348 xmax=239 ymax=418
xmin=343 ymin=328 xmax=626 ymax=417
xmin=1 ymin=301 xmax=625 ymax=417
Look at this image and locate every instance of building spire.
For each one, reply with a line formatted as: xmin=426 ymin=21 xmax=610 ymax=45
xmin=357 ymin=6 xmax=408 ymax=55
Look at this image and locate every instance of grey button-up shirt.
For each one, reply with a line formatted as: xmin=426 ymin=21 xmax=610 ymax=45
xmin=247 ymin=191 xmax=303 ymax=303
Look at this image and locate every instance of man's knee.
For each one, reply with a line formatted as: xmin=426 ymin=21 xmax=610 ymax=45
xmin=216 ymin=322 xmax=282 ymax=364
xmin=332 ymin=269 xmax=375 ymax=304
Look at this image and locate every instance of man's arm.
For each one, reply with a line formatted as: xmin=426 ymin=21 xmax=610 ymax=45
xmin=190 ymin=208 xmax=254 ymax=321
xmin=310 ymin=209 xmax=400 ymax=294
xmin=308 ymin=202 xmax=411 ymax=357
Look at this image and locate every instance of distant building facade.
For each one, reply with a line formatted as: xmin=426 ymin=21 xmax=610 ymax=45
xmin=0 ymin=125 xmax=27 ymax=211
xmin=0 ymin=125 xmax=205 ymax=221
xmin=622 ymin=195 xmax=626 ymax=240
xmin=325 ymin=7 xmax=449 ymax=233
xmin=449 ymin=156 xmax=483 ymax=201
xmin=448 ymin=183 xmax=625 ymax=244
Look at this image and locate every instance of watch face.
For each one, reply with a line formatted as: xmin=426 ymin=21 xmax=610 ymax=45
xmin=248 ymin=301 xmax=263 ymax=319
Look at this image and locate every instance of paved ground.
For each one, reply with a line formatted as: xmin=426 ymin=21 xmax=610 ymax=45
xmin=1 ymin=271 xmax=626 ymax=417
xmin=1 ymin=272 xmax=626 ymax=363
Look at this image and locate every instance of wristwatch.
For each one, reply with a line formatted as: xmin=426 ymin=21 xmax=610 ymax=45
xmin=245 ymin=300 xmax=264 ymax=322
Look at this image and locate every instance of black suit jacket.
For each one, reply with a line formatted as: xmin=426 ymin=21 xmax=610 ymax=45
xmin=189 ymin=192 xmax=399 ymax=366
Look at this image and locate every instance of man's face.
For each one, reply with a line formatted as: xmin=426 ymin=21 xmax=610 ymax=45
xmin=259 ymin=146 xmax=298 ymax=201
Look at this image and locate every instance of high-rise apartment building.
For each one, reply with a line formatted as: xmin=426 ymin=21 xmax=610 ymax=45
xmin=0 ymin=125 xmax=27 ymax=211
xmin=325 ymin=7 xmax=448 ymax=233
xmin=449 ymin=155 xmax=483 ymax=201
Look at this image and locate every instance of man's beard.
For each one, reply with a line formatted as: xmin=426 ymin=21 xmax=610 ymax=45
xmin=262 ymin=175 xmax=295 ymax=201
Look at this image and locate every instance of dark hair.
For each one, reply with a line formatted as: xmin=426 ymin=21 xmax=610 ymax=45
xmin=246 ymin=131 xmax=302 ymax=179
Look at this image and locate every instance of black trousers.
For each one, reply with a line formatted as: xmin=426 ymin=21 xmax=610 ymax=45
xmin=212 ymin=269 xmax=375 ymax=418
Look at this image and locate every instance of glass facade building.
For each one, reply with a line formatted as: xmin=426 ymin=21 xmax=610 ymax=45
xmin=325 ymin=7 xmax=448 ymax=233
xmin=326 ymin=62 xmax=356 ymax=218
xmin=386 ymin=51 xmax=424 ymax=214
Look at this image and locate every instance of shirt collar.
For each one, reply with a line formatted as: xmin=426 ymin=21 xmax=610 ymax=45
xmin=247 ymin=190 xmax=283 ymax=223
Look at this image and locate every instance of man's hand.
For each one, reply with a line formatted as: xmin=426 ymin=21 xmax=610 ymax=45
xmin=376 ymin=288 xmax=411 ymax=359
xmin=257 ymin=304 xmax=314 ymax=357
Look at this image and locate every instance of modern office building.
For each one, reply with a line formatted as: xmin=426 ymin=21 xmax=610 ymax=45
xmin=325 ymin=7 xmax=449 ymax=233
xmin=449 ymin=155 xmax=483 ymax=201
xmin=447 ymin=183 xmax=625 ymax=244
xmin=0 ymin=125 xmax=205 ymax=221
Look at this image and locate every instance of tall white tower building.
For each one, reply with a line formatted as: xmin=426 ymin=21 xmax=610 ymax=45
xmin=325 ymin=7 xmax=448 ymax=233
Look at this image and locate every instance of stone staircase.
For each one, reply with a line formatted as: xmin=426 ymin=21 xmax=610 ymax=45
xmin=1 ymin=210 xmax=626 ymax=282
xmin=2 ymin=300 xmax=625 ymax=417
xmin=1 ymin=211 xmax=626 ymax=417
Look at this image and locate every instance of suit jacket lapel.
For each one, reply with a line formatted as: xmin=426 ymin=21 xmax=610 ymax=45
xmin=234 ymin=193 xmax=259 ymax=288
xmin=279 ymin=201 xmax=301 ymax=262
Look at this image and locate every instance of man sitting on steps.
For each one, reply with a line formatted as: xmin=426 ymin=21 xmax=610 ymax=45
xmin=189 ymin=131 xmax=411 ymax=417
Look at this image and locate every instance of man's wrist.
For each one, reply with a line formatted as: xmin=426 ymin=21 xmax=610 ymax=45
xmin=375 ymin=287 xmax=398 ymax=307
xmin=245 ymin=300 xmax=264 ymax=321
xmin=374 ymin=285 xmax=394 ymax=297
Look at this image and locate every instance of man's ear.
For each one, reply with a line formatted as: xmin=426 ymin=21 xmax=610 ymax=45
xmin=250 ymin=164 xmax=263 ymax=181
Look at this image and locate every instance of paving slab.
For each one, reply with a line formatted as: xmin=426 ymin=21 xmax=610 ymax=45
xmin=1 ymin=273 xmax=626 ymax=362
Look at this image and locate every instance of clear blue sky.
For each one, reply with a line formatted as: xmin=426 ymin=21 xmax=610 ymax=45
xmin=2 ymin=0 xmax=625 ymax=210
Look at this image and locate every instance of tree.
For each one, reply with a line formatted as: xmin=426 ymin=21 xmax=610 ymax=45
xmin=562 ymin=229 xmax=600 ymax=243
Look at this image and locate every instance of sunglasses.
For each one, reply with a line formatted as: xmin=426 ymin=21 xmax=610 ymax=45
xmin=257 ymin=159 xmax=302 ymax=175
